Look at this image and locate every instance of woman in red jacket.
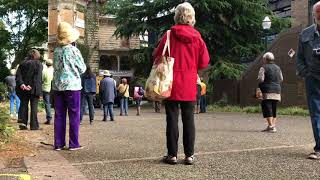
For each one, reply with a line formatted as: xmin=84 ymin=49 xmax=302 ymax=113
xmin=153 ymin=2 xmax=210 ymax=165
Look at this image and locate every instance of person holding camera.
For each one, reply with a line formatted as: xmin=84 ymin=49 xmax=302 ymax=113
xmin=296 ymin=1 xmax=320 ymax=160
xmin=258 ymin=52 xmax=283 ymax=133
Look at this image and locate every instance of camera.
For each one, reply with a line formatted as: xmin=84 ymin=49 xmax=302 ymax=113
xmin=313 ymin=48 xmax=320 ymax=56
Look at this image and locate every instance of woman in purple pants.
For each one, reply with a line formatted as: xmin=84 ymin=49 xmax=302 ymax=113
xmin=52 ymin=22 xmax=86 ymax=151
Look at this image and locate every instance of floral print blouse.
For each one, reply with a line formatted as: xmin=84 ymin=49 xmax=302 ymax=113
xmin=52 ymin=45 xmax=86 ymax=91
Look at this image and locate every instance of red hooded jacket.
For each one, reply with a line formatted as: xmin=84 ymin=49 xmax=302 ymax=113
xmin=153 ymin=24 xmax=210 ymax=101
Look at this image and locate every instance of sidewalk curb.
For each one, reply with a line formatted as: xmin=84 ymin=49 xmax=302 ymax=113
xmin=24 ymin=150 xmax=88 ymax=180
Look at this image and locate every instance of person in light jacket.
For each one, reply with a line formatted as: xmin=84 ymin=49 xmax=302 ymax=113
xmin=52 ymin=22 xmax=86 ymax=151
xmin=42 ymin=59 xmax=54 ymax=125
xmin=153 ymin=2 xmax=210 ymax=165
xmin=258 ymin=52 xmax=283 ymax=133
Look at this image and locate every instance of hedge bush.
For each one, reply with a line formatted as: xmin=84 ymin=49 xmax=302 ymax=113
xmin=0 ymin=105 xmax=15 ymax=143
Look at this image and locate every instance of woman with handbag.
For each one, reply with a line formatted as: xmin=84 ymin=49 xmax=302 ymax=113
xmin=153 ymin=2 xmax=210 ymax=165
xmin=118 ymin=78 xmax=129 ymax=116
xmin=258 ymin=52 xmax=283 ymax=133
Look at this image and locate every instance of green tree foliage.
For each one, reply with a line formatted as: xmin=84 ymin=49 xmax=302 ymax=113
xmin=0 ymin=0 xmax=48 ymax=67
xmin=208 ymin=61 xmax=247 ymax=80
xmin=104 ymin=0 xmax=290 ymax=79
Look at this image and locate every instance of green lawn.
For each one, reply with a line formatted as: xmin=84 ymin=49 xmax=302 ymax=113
xmin=208 ymin=105 xmax=309 ymax=117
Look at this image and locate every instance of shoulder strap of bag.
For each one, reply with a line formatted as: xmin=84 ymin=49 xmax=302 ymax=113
xmin=162 ymin=30 xmax=171 ymax=57
xmin=123 ymin=84 xmax=128 ymax=93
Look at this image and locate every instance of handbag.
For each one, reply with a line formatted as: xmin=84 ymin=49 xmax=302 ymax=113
xmin=255 ymin=88 xmax=263 ymax=100
xmin=118 ymin=85 xmax=128 ymax=97
xmin=145 ymin=30 xmax=174 ymax=101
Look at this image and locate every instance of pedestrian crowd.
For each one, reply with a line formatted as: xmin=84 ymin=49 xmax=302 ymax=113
xmin=3 ymin=1 xmax=320 ymax=166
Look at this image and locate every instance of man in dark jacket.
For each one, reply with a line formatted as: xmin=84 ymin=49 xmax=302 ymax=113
xmin=296 ymin=1 xmax=320 ymax=159
xmin=16 ymin=49 xmax=43 ymax=130
xmin=99 ymin=70 xmax=117 ymax=121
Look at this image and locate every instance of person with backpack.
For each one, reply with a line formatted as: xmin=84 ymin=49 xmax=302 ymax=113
xmin=133 ymin=84 xmax=144 ymax=116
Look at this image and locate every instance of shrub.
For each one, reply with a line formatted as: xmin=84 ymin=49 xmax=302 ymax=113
xmin=0 ymin=82 xmax=7 ymax=102
xmin=0 ymin=106 xmax=15 ymax=143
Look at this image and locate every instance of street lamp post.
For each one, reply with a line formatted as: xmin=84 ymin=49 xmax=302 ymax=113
xmin=262 ymin=16 xmax=272 ymax=52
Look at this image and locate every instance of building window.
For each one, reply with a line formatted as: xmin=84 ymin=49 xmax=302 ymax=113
xmin=99 ymin=55 xmax=118 ymax=70
xmin=120 ymin=56 xmax=131 ymax=70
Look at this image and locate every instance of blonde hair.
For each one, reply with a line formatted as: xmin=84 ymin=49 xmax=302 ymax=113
xmin=263 ymin=52 xmax=275 ymax=63
xmin=174 ymin=2 xmax=196 ymax=26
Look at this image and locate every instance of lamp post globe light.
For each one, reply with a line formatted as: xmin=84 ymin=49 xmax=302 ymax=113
xmin=262 ymin=16 xmax=272 ymax=52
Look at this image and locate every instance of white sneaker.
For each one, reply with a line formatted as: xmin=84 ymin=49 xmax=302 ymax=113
xmin=269 ymin=126 xmax=277 ymax=133
xmin=69 ymin=146 xmax=84 ymax=151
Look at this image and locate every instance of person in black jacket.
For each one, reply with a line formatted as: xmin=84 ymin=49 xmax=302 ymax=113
xmin=16 ymin=49 xmax=43 ymax=130
xmin=258 ymin=52 xmax=283 ymax=133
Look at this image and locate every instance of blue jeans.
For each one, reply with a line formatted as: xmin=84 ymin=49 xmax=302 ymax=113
xmin=103 ymin=102 xmax=114 ymax=120
xmin=80 ymin=93 xmax=95 ymax=122
xmin=43 ymin=91 xmax=52 ymax=121
xmin=120 ymin=97 xmax=128 ymax=115
xmin=200 ymin=95 xmax=206 ymax=113
xmin=305 ymin=76 xmax=320 ymax=152
xmin=9 ymin=91 xmax=20 ymax=115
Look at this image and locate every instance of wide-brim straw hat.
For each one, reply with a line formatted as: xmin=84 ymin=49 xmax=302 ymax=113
xmin=103 ymin=70 xmax=111 ymax=76
xmin=57 ymin=22 xmax=80 ymax=45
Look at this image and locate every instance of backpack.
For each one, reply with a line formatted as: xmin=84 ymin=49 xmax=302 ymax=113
xmin=138 ymin=87 xmax=144 ymax=96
